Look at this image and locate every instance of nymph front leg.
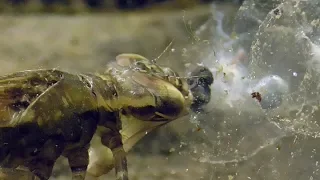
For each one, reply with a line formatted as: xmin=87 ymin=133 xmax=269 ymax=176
xmin=26 ymin=139 xmax=64 ymax=180
xmin=101 ymin=132 xmax=128 ymax=180
xmin=64 ymin=145 xmax=89 ymax=180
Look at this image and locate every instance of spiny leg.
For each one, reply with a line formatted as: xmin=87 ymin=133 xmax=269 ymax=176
xmin=28 ymin=157 xmax=56 ymax=180
xmin=112 ymin=146 xmax=128 ymax=180
xmin=64 ymin=145 xmax=89 ymax=180
xmin=26 ymin=139 xmax=64 ymax=180
xmin=101 ymin=132 xmax=128 ymax=180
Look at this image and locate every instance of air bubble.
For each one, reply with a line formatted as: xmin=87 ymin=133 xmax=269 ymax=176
xmin=251 ymin=75 xmax=289 ymax=109
xmin=293 ymin=72 xmax=298 ymax=77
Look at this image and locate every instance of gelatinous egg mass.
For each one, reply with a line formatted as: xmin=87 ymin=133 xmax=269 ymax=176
xmin=251 ymin=75 xmax=289 ymax=110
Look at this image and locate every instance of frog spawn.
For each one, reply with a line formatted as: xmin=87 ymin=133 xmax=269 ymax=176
xmin=249 ymin=75 xmax=289 ymax=110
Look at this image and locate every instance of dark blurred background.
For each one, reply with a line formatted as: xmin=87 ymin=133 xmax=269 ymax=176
xmin=1 ymin=0 xmax=243 ymax=12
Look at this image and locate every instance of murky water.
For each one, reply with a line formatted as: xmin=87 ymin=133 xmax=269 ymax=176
xmin=187 ymin=1 xmax=320 ymax=179
xmin=0 ymin=0 xmax=319 ymax=179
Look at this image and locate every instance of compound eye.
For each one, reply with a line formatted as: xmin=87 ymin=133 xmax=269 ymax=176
xmin=134 ymin=61 xmax=149 ymax=72
xmin=150 ymin=66 xmax=161 ymax=74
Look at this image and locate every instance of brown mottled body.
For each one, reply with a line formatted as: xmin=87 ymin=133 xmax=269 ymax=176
xmin=0 ymin=54 xmax=195 ymax=180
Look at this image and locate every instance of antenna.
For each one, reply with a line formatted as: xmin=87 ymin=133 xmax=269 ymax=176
xmin=152 ymin=40 xmax=174 ymax=63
